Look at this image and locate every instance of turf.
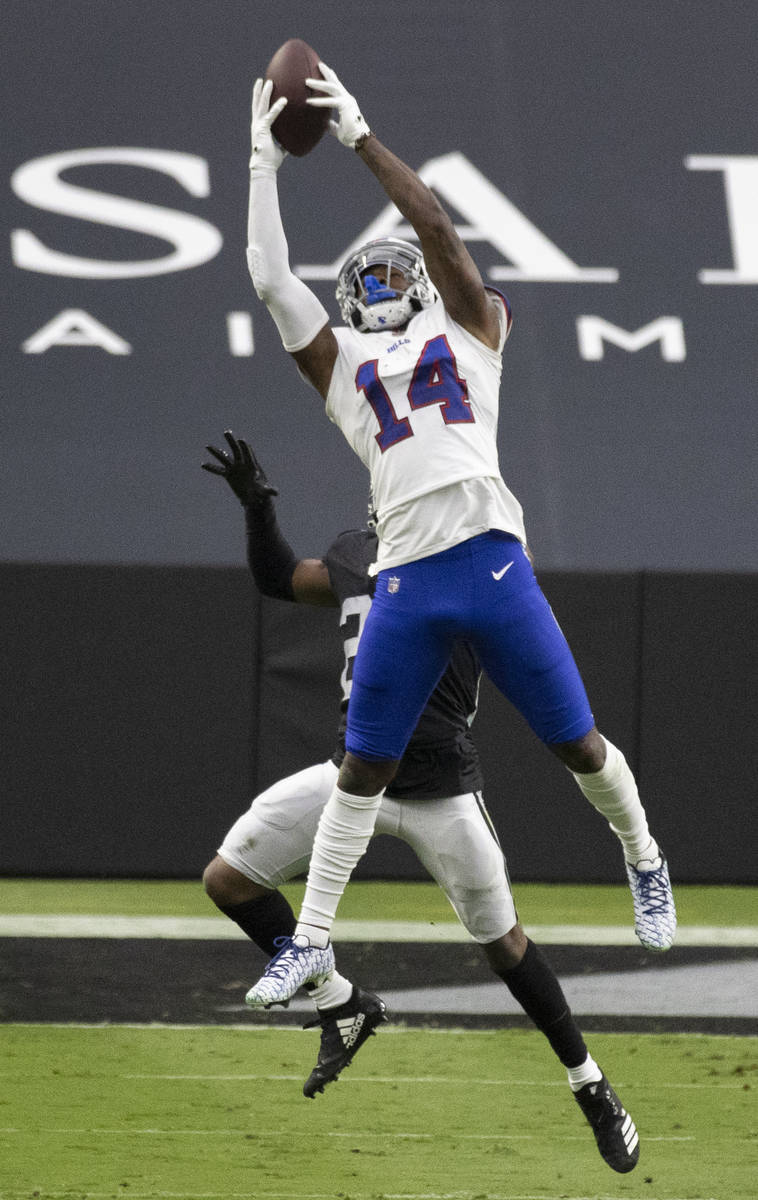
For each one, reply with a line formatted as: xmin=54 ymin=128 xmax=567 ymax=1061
xmin=1 ymin=878 xmax=756 ymax=926
xmin=1 ymin=881 xmax=756 ymax=1197
xmin=1 ymin=1023 xmax=755 ymax=1200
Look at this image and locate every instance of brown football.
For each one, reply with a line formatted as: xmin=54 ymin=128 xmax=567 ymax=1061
xmin=264 ymin=38 xmax=330 ymax=157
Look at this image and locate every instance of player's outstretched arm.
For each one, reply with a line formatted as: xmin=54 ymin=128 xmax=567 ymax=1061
xmin=307 ymin=64 xmax=501 ymax=349
xmin=247 ymin=79 xmax=338 ymax=396
xmin=202 ymin=431 xmax=336 ymax=607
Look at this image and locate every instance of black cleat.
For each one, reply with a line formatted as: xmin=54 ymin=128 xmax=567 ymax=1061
xmin=303 ymin=986 xmax=387 ymax=1098
xmin=573 ymin=1074 xmax=640 ymax=1172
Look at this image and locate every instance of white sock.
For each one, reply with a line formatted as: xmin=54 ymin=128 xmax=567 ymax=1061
xmin=567 ymin=1053 xmax=603 ymax=1092
xmin=293 ymin=924 xmax=330 ymax=949
xmin=295 ymin=786 xmax=384 ymax=938
xmin=630 ymin=840 xmax=664 ymax=870
xmin=309 ymin=972 xmax=354 ymax=1011
xmin=571 ymin=737 xmax=659 ymax=866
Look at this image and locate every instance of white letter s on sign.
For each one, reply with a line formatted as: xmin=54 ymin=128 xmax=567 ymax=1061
xmin=11 ymin=147 xmax=222 ymax=279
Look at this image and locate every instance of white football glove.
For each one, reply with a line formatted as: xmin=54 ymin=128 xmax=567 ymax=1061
xmin=249 ymin=78 xmax=288 ymax=173
xmin=306 ymin=62 xmax=371 ymax=150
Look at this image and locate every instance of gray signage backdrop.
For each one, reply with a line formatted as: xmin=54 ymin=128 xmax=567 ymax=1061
xmin=3 ymin=1 xmax=757 ymax=571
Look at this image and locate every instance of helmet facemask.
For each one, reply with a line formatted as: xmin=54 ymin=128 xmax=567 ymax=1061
xmin=336 ymin=237 xmax=438 ymax=332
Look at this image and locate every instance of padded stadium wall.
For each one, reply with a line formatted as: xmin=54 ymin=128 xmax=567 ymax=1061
xmin=2 ymin=563 xmax=755 ymax=884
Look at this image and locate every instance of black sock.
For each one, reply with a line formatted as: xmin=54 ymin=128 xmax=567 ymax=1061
xmin=499 ymin=938 xmax=588 ymax=1068
xmin=219 ymin=891 xmax=296 ymax=957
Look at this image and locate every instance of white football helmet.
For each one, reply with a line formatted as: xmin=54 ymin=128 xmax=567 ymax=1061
xmin=336 ymin=237 xmax=438 ymax=332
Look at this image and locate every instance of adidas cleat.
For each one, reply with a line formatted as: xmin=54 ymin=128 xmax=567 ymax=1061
xmin=626 ymin=853 xmax=677 ymax=951
xmin=245 ymin=935 xmax=335 ymax=1010
xmin=574 ymin=1074 xmax=640 ymax=1173
xmin=303 ymin=986 xmax=388 ymax=1098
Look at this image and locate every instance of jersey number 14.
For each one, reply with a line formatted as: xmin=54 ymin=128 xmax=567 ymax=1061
xmin=356 ymin=334 xmax=474 ymax=452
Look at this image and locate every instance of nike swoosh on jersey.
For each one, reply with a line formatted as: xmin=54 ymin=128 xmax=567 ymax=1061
xmin=491 ymin=561 xmax=514 ymax=581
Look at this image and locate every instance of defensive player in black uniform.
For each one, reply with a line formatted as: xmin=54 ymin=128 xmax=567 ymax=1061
xmin=200 ymin=431 xmax=640 ymax=1173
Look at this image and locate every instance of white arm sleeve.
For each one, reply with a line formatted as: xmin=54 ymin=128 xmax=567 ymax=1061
xmin=246 ymin=168 xmax=329 ymax=353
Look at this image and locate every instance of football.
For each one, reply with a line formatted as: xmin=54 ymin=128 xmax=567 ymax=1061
xmin=264 ymin=38 xmax=330 ymax=157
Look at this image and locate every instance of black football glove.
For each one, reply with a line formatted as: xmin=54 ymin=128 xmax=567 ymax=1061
xmin=202 ymin=431 xmax=278 ymax=506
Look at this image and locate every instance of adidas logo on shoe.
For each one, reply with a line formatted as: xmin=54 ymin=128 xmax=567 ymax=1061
xmin=336 ymin=1012 xmax=366 ymax=1050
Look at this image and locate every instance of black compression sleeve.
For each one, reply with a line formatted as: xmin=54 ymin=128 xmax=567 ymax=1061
xmin=244 ymin=497 xmax=298 ymax=600
xmin=500 ymin=939 xmax=588 ymax=1067
xmin=219 ymin=891 xmax=296 ymax=957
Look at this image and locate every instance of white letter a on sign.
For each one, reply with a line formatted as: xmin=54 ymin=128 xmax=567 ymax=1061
xmin=296 ymin=152 xmax=618 ymax=283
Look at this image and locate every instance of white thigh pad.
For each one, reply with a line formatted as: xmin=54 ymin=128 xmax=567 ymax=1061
xmin=217 ymin=760 xmax=338 ymax=889
xmin=381 ymin=792 xmax=517 ymax=943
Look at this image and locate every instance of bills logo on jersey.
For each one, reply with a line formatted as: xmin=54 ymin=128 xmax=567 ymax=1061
xmin=387 ymin=575 xmax=401 ymax=593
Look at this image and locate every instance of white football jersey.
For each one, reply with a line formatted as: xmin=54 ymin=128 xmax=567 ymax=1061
xmin=325 ymin=294 xmax=527 ymax=571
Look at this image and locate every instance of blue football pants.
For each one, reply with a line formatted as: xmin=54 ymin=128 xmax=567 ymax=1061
xmin=345 ymin=531 xmax=595 ymax=762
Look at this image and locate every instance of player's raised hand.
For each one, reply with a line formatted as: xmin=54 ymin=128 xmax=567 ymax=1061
xmin=202 ymin=431 xmax=279 ymax=505
xmin=249 ymin=77 xmax=288 ymax=172
xmin=306 ymin=62 xmax=371 ymax=149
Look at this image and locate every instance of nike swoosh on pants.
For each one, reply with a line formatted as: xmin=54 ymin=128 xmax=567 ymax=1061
xmin=491 ymin=561 xmax=514 ymax=581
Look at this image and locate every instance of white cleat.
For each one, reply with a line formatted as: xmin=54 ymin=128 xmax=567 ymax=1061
xmin=626 ymin=853 xmax=677 ymax=951
xmin=245 ymin=935 xmax=336 ymax=1010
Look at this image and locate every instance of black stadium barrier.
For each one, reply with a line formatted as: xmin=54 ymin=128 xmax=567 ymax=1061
xmin=3 ymin=563 xmax=755 ymax=883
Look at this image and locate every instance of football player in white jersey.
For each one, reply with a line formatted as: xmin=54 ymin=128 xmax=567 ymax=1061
xmin=244 ymin=62 xmax=675 ymax=1139
xmin=201 ymin=431 xmax=639 ymax=1170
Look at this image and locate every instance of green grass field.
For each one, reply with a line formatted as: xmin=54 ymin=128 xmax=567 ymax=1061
xmin=1 ymin=877 xmax=756 ymax=926
xmin=1 ymin=1024 xmax=756 ymax=1200
xmin=1 ymin=880 xmax=756 ymax=1200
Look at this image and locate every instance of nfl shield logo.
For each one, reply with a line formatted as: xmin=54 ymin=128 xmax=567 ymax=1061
xmin=388 ymin=575 xmax=401 ymax=594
